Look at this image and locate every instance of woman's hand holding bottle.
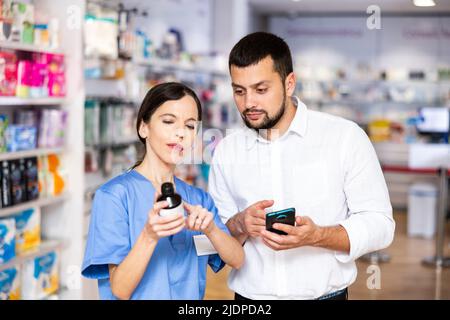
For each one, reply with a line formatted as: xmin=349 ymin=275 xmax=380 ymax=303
xmin=144 ymin=196 xmax=185 ymax=241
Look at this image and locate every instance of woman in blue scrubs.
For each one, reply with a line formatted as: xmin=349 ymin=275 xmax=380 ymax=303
xmin=81 ymin=82 xmax=244 ymax=300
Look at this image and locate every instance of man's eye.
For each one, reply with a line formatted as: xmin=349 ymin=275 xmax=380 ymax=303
xmin=234 ymin=90 xmax=245 ymax=96
xmin=257 ymin=88 xmax=267 ymax=94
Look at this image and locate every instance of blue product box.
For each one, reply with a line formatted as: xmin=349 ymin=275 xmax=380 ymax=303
xmin=0 ymin=218 xmax=16 ymax=264
xmin=5 ymin=125 xmax=37 ymax=152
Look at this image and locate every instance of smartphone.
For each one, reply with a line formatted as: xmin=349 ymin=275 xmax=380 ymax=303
xmin=265 ymin=208 xmax=296 ymax=235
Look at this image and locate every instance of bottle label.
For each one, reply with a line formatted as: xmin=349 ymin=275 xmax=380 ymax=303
xmin=159 ymin=202 xmax=185 ymax=217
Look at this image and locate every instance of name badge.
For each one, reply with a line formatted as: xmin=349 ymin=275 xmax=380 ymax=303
xmin=193 ymin=235 xmax=218 ymax=256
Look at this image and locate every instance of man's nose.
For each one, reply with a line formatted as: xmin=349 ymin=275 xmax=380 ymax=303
xmin=244 ymin=92 xmax=258 ymax=110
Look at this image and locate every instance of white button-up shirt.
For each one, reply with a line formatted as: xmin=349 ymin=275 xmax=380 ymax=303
xmin=208 ymin=97 xmax=395 ymax=299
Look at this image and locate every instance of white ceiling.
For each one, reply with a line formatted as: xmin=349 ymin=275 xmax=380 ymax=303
xmin=249 ymin=0 xmax=450 ymax=14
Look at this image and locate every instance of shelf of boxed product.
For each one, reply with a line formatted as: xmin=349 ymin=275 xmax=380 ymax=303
xmin=0 ymin=41 xmax=63 ymax=55
xmin=0 ymin=49 xmax=66 ymax=103
xmin=0 ymin=193 xmax=68 ymax=218
xmin=0 ymin=239 xmax=63 ymax=273
xmin=0 ymin=147 xmax=63 ymax=161
xmin=0 ymin=97 xmax=66 ymax=106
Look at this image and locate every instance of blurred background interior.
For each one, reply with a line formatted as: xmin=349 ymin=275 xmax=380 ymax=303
xmin=0 ymin=0 xmax=449 ymax=300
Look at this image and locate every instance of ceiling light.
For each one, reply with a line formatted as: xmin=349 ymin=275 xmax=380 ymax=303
xmin=413 ymin=0 xmax=436 ymax=7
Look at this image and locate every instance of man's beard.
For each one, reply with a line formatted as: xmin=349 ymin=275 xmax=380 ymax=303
xmin=242 ymin=93 xmax=287 ymax=130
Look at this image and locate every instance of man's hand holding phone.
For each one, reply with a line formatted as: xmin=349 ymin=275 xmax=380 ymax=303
xmin=237 ymin=200 xmax=274 ymax=238
xmin=261 ymin=215 xmax=322 ymax=251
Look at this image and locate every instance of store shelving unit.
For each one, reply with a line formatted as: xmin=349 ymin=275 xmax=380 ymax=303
xmin=133 ymin=57 xmax=229 ymax=77
xmin=0 ymin=193 xmax=68 ymax=218
xmin=85 ymin=138 xmax=139 ymax=150
xmin=0 ymin=97 xmax=67 ymax=106
xmin=0 ymin=40 xmax=63 ymax=55
xmin=0 ymin=147 xmax=64 ymax=161
xmin=0 ymin=0 xmax=85 ymax=300
xmin=299 ymin=73 xmax=450 ymax=209
xmin=0 ymin=239 xmax=64 ymax=272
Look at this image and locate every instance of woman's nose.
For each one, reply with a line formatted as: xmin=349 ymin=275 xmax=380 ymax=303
xmin=175 ymin=127 xmax=185 ymax=139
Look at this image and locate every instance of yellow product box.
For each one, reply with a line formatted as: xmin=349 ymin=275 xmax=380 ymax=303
xmin=0 ymin=217 xmax=16 ymax=264
xmin=22 ymin=251 xmax=59 ymax=300
xmin=14 ymin=207 xmax=41 ymax=253
xmin=0 ymin=266 xmax=21 ymax=300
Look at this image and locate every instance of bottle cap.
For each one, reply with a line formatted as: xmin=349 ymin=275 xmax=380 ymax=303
xmin=161 ymin=182 xmax=175 ymax=196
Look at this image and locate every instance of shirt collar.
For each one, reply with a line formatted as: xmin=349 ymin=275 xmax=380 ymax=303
xmin=244 ymin=96 xmax=308 ymax=150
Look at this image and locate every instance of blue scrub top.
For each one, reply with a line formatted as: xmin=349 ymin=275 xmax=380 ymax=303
xmin=81 ymin=169 xmax=230 ymax=300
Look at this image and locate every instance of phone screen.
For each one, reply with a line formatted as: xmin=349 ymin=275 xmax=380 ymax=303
xmin=265 ymin=208 xmax=296 ymax=235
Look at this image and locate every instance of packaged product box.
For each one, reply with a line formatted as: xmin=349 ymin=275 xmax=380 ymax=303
xmin=10 ymin=1 xmax=34 ymax=44
xmin=14 ymin=207 xmax=40 ymax=253
xmin=45 ymin=54 xmax=65 ymax=97
xmin=5 ymin=124 xmax=37 ymax=152
xmin=0 ymin=266 xmax=21 ymax=300
xmin=0 ymin=114 xmax=8 ymax=153
xmin=21 ymin=250 xmax=59 ymax=299
xmin=38 ymin=109 xmax=66 ymax=148
xmin=24 ymin=157 xmax=39 ymax=201
xmin=0 ymin=50 xmax=17 ymax=96
xmin=15 ymin=60 xmax=32 ymax=98
xmin=9 ymin=158 xmax=26 ymax=205
xmin=38 ymin=154 xmax=65 ymax=197
xmin=0 ymin=217 xmax=15 ymax=264
xmin=0 ymin=0 xmax=14 ymax=41
xmin=37 ymin=155 xmax=48 ymax=198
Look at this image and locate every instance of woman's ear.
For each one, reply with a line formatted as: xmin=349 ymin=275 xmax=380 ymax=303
xmin=138 ymin=121 xmax=149 ymax=140
xmin=285 ymin=72 xmax=296 ymax=97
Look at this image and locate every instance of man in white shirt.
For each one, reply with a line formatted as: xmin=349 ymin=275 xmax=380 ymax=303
xmin=208 ymin=32 xmax=395 ymax=300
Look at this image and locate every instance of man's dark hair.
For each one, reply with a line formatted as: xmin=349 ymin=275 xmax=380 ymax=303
xmin=228 ymin=32 xmax=293 ymax=82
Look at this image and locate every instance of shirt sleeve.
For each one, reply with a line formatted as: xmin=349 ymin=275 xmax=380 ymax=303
xmin=207 ymin=142 xmax=239 ymax=224
xmin=335 ymin=123 xmax=396 ymax=263
xmin=81 ymin=188 xmax=131 ymax=279
xmin=202 ymin=191 xmax=231 ymax=273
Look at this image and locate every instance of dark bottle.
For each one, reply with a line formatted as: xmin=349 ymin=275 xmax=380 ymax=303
xmin=157 ymin=182 xmax=183 ymax=217
xmin=25 ymin=157 xmax=39 ymax=201
xmin=1 ymin=161 xmax=12 ymax=207
xmin=10 ymin=159 xmax=26 ymax=205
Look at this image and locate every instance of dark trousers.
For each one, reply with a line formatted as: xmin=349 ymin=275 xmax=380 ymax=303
xmin=235 ymin=288 xmax=348 ymax=301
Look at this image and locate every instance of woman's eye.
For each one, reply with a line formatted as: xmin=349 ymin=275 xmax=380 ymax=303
xmin=162 ymin=120 xmax=174 ymax=124
xmin=186 ymin=124 xmax=195 ymax=130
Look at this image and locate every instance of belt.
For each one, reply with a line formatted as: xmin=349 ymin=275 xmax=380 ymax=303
xmin=316 ymin=288 xmax=348 ymax=300
xmin=235 ymin=288 xmax=348 ymax=300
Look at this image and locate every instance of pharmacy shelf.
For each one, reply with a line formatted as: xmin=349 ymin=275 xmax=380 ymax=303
xmin=0 ymin=41 xmax=63 ymax=55
xmin=0 ymin=97 xmax=66 ymax=106
xmin=133 ymin=58 xmax=229 ymax=77
xmin=46 ymin=287 xmax=71 ymax=300
xmin=301 ymin=78 xmax=450 ymax=85
xmin=0 ymin=147 xmax=64 ymax=161
xmin=85 ymin=138 xmax=139 ymax=149
xmin=85 ymin=94 xmax=138 ymax=105
xmin=0 ymin=193 xmax=69 ymax=218
xmin=0 ymin=239 xmax=63 ymax=272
